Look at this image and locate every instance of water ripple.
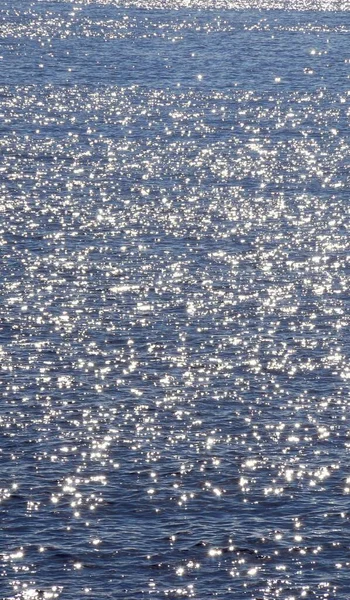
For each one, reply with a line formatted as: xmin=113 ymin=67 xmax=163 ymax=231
xmin=0 ymin=2 xmax=349 ymax=599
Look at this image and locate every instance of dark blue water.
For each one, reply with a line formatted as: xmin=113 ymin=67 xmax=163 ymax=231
xmin=0 ymin=1 xmax=349 ymax=599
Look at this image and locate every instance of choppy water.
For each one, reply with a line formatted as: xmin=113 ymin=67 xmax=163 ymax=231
xmin=0 ymin=1 xmax=349 ymax=599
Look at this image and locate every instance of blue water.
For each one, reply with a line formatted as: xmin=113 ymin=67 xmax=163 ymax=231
xmin=0 ymin=1 xmax=349 ymax=599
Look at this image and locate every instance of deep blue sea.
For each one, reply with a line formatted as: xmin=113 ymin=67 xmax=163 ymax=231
xmin=0 ymin=1 xmax=349 ymax=598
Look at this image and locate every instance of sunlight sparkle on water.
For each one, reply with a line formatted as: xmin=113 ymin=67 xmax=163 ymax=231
xmin=0 ymin=1 xmax=349 ymax=598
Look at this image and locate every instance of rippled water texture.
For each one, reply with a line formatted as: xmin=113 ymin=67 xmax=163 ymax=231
xmin=0 ymin=1 xmax=349 ymax=599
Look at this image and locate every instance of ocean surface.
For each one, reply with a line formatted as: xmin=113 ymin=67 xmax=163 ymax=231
xmin=0 ymin=1 xmax=349 ymax=598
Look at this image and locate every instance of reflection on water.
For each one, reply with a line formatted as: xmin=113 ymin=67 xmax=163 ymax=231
xmin=0 ymin=1 xmax=349 ymax=599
